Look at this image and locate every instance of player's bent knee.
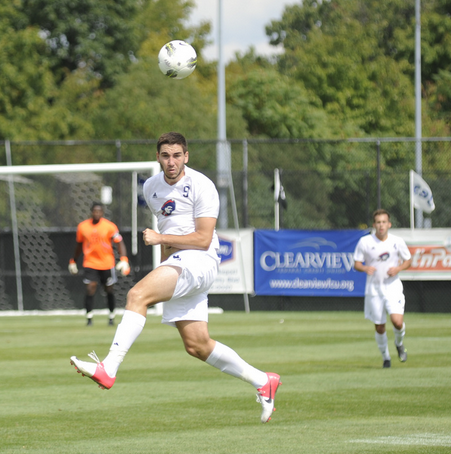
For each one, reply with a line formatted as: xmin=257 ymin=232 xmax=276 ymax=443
xmin=125 ymin=286 xmax=155 ymax=310
xmin=183 ymin=343 xmax=201 ymax=359
xmin=183 ymin=341 xmax=209 ymax=360
xmin=375 ymin=324 xmax=386 ymax=334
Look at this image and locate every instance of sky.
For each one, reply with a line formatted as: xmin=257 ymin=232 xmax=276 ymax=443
xmin=186 ymin=0 xmax=297 ymax=62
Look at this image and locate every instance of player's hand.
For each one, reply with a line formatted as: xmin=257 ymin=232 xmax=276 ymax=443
xmin=68 ymin=259 xmax=78 ymax=275
xmin=365 ymin=266 xmax=376 ymax=276
xmin=387 ymin=266 xmax=399 ymax=277
xmin=143 ymin=228 xmax=161 ymax=246
xmin=116 ymin=257 xmax=130 ymax=276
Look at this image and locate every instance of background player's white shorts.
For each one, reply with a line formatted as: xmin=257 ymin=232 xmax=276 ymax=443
xmin=156 ymin=249 xmax=220 ymax=327
xmin=364 ymin=292 xmax=406 ymax=324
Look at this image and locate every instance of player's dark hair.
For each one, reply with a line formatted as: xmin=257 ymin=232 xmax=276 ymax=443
xmin=157 ymin=132 xmax=187 ymax=153
xmin=372 ymin=208 xmax=390 ymax=222
xmin=91 ymin=202 xmax=104 ymax=212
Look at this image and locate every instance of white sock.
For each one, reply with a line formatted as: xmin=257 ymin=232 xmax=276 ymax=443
xmin=205 ymin=341 xmax=268 ymax=389
xmin=103 ymin=310 xmax=146 ymax=377
xmin=375 ymin=332 xmax=390 ymax=360
xmin=393 ymin=322 xmax=405 ymax=347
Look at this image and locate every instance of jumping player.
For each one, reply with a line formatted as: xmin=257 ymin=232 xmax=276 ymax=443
xmin=69 ymin=202 xmax=130 ymax=326
xmin=353 ymin=209 xmax=412 ymax=368
xmin=70 ymin=132 xmax=281 ymax=423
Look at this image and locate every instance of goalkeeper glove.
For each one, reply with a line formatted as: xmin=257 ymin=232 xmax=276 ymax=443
xmin=116 ymin=256 xmax=130 ymax=276
xmin=68 ymin=259 xmax=78 ymax=275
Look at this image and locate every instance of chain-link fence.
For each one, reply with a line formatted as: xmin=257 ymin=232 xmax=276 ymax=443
xmin=227 ymin=138 xmax=451 ymax=230
xmin=1 ymin=137 xmax=450 ymax=313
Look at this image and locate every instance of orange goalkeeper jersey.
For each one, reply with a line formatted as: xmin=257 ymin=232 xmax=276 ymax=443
xmin=76 ymin=218 xmax=123 ymax=270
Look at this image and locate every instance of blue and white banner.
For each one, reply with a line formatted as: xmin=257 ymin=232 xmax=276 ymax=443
xmin=210 ymin=229 xmax=254 ymax=294
xmin=254 ymin=230 xmax=368 ymax=296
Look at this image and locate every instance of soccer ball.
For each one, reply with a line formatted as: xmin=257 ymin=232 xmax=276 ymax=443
xmin=158 ymin=40 xmax=197 ymax=79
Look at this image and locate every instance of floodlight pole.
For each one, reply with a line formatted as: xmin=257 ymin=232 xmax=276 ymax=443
xmin=216 ymin=2 xmax=249 ymax=312
xmin=217 ymin=0 xmax=229 ymax=229
xmin=415 ymin=0 xmax=423 ymax=228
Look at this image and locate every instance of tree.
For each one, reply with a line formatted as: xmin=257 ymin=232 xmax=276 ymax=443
xmin=0 ymin=0 xmax=214 ymax=143
xmin=228 ymin=62 xmax=337 ymax=139
xmin=19 ymin=0 xmax=140 ymax=89
xmin=0 ymin=4 xmax=58 ymax=140
xmin=89 ymin=8 xmax=248 ymax=145
xmin=266 ymin=0 xmax=416 ymax=137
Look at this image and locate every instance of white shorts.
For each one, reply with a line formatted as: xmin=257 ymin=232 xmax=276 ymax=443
xmin=364 ymin=292 xmax=405 ymax=325
xmin=156 ymin=249 xmax=220 ymax=327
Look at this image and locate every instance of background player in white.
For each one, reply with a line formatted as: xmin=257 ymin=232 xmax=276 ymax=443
xmin=354 ymin=209 xmax=412 ymax=368
xmin=70 ymin=132 xmax=281 ymax=423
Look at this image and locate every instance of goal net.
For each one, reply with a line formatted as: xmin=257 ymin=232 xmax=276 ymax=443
xmin=0 ymin=161 xmax=161 ymax=312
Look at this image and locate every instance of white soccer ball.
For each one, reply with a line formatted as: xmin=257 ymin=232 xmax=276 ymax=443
xmin=158 ymin=40 xmax=197 ymax=79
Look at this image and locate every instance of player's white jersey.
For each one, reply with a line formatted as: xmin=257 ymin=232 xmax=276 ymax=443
xmin=143 ymin=166 xmax=220 ymax=253
xmin=353 ymin=233 xmax=411 ymax=296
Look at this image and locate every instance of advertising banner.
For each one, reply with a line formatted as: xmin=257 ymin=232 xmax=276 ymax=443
xmin=254 ymin=230 xmax=368 ymax=296
xmin=393 ymin=229 xmax=451 ymax=280
xmin=210 ymin=229 xmax=254 ymax=294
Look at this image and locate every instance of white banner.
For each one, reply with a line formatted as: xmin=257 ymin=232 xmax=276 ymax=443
xmin=410 ymin=170 xmax=435 ymax=213
xmin=210 ymin=229 xmax=254 ymax=294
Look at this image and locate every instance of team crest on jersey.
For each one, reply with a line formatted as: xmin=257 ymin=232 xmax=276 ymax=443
xmin=378 ymin=252 xmax=390 ymax=261
xmin=161 ymin=199 xmax=176 ymax=216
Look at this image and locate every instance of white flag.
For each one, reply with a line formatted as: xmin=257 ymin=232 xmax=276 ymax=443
xmin=411 ymin=170 xmax=435 ymax=213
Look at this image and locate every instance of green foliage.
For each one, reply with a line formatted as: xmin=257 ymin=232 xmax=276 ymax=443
xmin=0 ymin=0 xmax=215 ymax=143
xmin=417 ymin=0 xmax=451 ymax=82
xmin=44 ymin=68 xmax=102 ymax=139
xmin=0 ymin=5 xmax=56 ymax=140
xmin=0 ymin=0 xmax=451 ymax=198
xmin=267 ymin=0 xmax=416 ymax=137
xmin=426 ymin=69 xmax=451 ymax=126
xmin=20 ymin=0 xmax=141 ymax=88
xmin=2 ymin=0 xmax=451 ymax=144
xmin=228 ymin=65 xmax=336 ymax=139
xmin=91 ymin=59 xmax=218 ymax=142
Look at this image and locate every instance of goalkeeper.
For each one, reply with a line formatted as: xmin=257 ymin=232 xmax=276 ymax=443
xmin=69 ymin=202 xmax=130 ymax=326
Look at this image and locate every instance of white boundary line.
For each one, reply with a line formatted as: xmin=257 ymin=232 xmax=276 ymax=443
xmin=0 ymin=307 xmax=224 ymax=317
xmin=349 ymin=434 xmax=451 ymax=447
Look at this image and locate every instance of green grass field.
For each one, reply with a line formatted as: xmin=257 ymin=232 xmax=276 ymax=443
xmin=1 ymin=311 xmax=450 ymax=454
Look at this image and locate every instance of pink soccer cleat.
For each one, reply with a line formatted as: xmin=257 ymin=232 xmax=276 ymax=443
xmin=256 ymin=372 xmax=282 ymax=423
xmin=70 ymin=351 xmax=116 ymax=390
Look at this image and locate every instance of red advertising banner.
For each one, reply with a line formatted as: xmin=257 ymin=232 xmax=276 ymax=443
xmin=391 ymin=229 xmax=451 ymax=280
